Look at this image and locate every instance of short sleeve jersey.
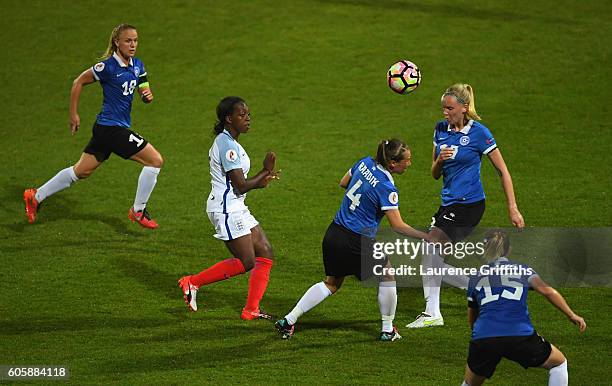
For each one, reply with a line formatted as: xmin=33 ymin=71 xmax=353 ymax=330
xmin=206 ymin=130 xmax=251 ymax=214
xmin=433 ymin=120 xmax=497 ymax=206
xmin=334 ymin=156 xmax=399 ymax=237
xmin=91 ymin=52 xmax=147 ymax=128
xmin=467 ymin=258 xmax=539 ymax=340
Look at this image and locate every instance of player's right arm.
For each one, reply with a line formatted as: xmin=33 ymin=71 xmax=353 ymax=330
xmin=467 ymin=307 xmax=478 ymax=330
xmin=339 ymin=171 xmax=351 ymax=189
xmin=530 ymin=275 xmax=587 ymax=332
xmin=467 ymin=284 xmax=479 ymax=329
xmin=431 ymin=145 xmax=454 ymax=180
xmin=385 ymin=209 xmax=434 ymax=241
xmin=228 ymin=151 xmax=278 ymax=194
xmin=70 ymin=69 xmax=96 ymax=135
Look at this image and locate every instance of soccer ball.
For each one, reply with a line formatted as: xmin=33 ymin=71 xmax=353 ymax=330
xmin=387 ymin=60 xmax=421 ymax=95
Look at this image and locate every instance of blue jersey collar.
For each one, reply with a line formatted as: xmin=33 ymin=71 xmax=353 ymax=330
xmin=376 ymin=163 xmax=395 ymax=185
xmin=113 ymin=52 xmax=134 ymax=68
xmin=447 ymin=119 xmax=474 ymax=134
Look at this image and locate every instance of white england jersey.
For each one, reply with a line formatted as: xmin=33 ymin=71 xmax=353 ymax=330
xmin=206 ymin=130 xmax=251 ymax=213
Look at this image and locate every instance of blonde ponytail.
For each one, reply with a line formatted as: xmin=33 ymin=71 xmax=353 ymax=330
xmin=483 ymin=230 xmax=510 ymax=263
xmin=101 ymin=24 xmax=137 ymax=59
xmin=442 ymin=83 xmax=481 ymax=121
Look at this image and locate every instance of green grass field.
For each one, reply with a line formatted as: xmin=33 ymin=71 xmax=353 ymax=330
xmin=1 ymin=0 xmax=611 ymax=384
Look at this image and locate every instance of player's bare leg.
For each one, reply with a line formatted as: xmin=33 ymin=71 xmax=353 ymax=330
xmin=463 ymin=364 xmax=486 ymax=386
xmin=540 ymin=345 xmax=568 ymax=386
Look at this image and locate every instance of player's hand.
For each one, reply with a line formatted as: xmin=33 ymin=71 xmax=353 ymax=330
xmin=509 ymin=207 xmax=525 ymax=229
xmin=261 ymin=169 xmax=281 ymax=187
xmin=437 ymin=147 xmax=455 ymax=162
xmin=263 ymin=151 xmax=276 ymax=172
xmin=140 ymin=87 xmax=153 ymax=103
xmin=70 ymin=113 xmax=80 ymax=135
xmin=569 ymin=313 xmax=586 ymax=332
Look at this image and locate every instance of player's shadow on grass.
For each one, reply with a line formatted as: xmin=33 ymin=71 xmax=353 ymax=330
xmin=114 ymin=258 xmax=181 ymax=301
xmin=114 ymin=258 xmax=257 ymax=312
xmin=298 ymin=318 xmax=379 ymax=337
xmin=1 ymin=184 xmax=141 ymax=236
xmin=96 ymin=338 xmax=274 ymax=375
xmin=0 ymin=316 xmax=175 ymax=336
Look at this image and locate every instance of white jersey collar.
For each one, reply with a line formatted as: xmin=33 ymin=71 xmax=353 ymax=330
xmin=447 ymin=119 xmax=474 ymax=134
xmin=492 ymin=256 xmax=509 ymax=265
xmin=113 ymin=52 xmax=133 ymax=68
xmin=376 ymin=163 xmax=395 ymax=185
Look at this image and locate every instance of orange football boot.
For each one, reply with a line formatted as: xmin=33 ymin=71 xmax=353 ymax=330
xmin=23 ymin=189 xmax=39 ymax=224
xmin=128 ymin=207 xmax=158 ymax=229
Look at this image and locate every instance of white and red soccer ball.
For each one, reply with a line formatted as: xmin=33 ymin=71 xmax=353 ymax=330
xmin=387 ymin=60 xmax=421 ymax=95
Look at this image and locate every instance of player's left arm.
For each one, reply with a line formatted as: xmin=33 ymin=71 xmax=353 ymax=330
xmin=487 ymin=149 xmax=525 ymax=229
xmin=385 ymin=209 xmax=434 ymax=241
xmin=530 ymin=275 xmax=587 ymax=332
xmin=137 ymin=65 xmax=153 ymax=103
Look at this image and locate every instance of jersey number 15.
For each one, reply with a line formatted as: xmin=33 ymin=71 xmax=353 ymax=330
xmin=475 ymin=275 xmax=524 ymax=305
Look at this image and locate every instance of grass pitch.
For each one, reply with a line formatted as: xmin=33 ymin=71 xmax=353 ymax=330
xmin=1 ymin=0 xmax=611 ymax=384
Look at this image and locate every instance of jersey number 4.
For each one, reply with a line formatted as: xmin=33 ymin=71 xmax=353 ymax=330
xmin=475 ymin=275 xmax=523 ymax=305
xmin=346 ymin=179 xmax=363 ymax=210
xmin=122 ymin=80 xmax=137 ymax=96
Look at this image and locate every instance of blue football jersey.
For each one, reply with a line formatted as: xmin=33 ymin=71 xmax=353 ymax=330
xmin=467 ymin=258 xmax=538 ymax=340
xmin=334 ymin=156 xmax=399 ymax=237
xmin=433 ymin=120 xmax=497 ymax=206
xmin=91 ymin=52 xmax=147 ymax=128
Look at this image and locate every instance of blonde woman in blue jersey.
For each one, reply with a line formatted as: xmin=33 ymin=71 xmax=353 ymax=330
xmin=178 ymin=96 xmax=280 ymax=321
xmin=461 ymin=230 xmax=585 ymax=386
xmin=408 ymin=83 xmax=525 ymax=328
xmin=23 ymin=24 xmax=163 ymax=229
xmin=275 ymin=139 xmax=433 ymax=341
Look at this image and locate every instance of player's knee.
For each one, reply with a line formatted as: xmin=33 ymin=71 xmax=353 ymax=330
xmin=256 ymin=241 xmax=274 ymax=259
xmin=74 ymin=168 xmax=93 ymax=179
xmin=324 ymin=280 xmax=341 ymax=294
xmin=240 ymin=257 xmax=255 ymax=271
xmin=150 ymin=154 xmax=163 ymax=168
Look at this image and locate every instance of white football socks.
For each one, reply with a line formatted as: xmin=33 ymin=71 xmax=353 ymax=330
xmin=378 ymin=281 xmax=397 ymax=332
xmin=422 ymin=251 xmax=443 ymax=318
xmin=442 ymin=263 xmax=469 ymax=289
xmin=133 ymin=166 xmax=160 ymax=212
xmin=35 ymin=166 xmax=79 ymax=202
xmin=285 ymin=281 xmax=332 ymax=325
xmin=549 ymin=360 xmax=568 ymax=386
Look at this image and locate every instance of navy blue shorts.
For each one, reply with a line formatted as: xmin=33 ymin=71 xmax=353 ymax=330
xmin=468 ymin=332 xmax=552 ymax=378
xmin=431 ymin=200 xmax=485 ymax=242
xmin=322 ymin=222 xmax=385 ymax=281
xmin=84 ymin=123 xmax=148 ymax=162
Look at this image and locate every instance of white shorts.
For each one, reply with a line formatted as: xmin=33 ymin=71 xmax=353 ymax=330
xmin=207 ymin=210 xmax=259 ymax=241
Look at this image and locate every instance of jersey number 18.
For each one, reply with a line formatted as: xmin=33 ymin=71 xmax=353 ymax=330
xmin=121 ymin=80 xmax=137 ymax=96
